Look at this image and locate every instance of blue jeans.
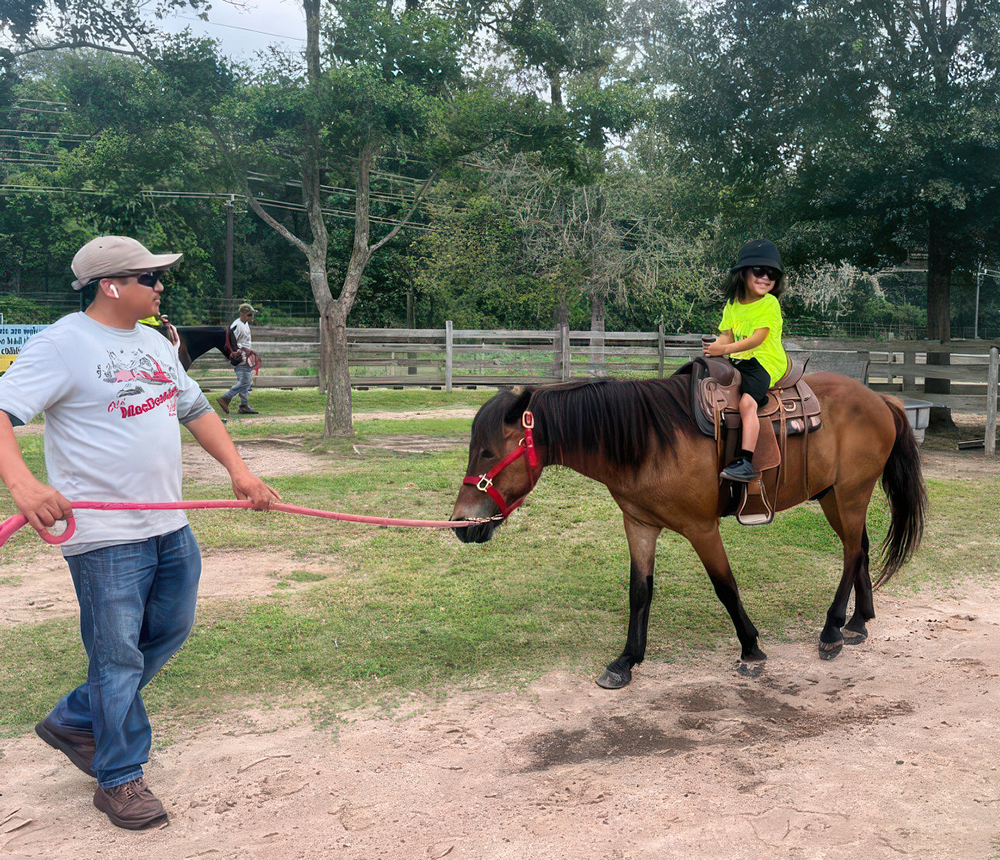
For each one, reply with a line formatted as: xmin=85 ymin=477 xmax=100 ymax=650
xmin=48 ymin=527 xmax=201 ymax=788
xmin=224 ymin=364 xmax=253 ymax=407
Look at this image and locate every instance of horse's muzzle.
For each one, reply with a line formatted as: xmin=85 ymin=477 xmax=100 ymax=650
xmin=452 ymin=518 xmax=498 ymax=544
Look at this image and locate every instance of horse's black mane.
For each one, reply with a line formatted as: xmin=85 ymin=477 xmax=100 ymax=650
xmin=475 ymin=376 xmax=697 ymax=469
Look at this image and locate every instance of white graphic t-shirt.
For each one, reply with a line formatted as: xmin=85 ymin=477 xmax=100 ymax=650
xmin=0 ymin=313 xmax=212 ymax=555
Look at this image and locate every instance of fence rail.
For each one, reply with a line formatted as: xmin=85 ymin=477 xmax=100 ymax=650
xmin=186 ymin=325 xmax=999 ymax=450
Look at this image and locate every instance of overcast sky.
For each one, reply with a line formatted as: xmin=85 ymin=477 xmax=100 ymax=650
xmin=160 ymin=0 xmax=307 ymax=61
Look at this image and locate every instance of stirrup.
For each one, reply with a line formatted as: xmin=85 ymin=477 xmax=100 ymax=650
xmin=736 ymin=478 xmax=774 ymax=526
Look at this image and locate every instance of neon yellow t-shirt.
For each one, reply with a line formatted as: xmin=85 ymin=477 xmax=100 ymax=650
xmin=139 ymin=316 xmax=159 ymax=326
xmin=719 ymin=293 xmax=788 ymax=386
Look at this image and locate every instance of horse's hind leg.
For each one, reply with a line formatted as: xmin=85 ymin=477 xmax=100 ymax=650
xmin=818 ymin=489 xmax=875 ymax=659
xmin=844 ymin=525 xmax=875 ymax=642
xmin=596 ymin=519 xmax=660 ymax=690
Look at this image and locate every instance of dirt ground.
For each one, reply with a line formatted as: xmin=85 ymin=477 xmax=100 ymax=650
xmin=2 ymin=420 xmax=999 ymax=859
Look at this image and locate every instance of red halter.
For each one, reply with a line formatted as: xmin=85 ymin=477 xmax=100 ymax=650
xmin=462 ymin=410 xmax=541 ymax=519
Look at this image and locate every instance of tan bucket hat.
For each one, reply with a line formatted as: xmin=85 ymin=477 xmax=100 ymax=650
xmin=71 ymin=236 xmax=183 ymax=290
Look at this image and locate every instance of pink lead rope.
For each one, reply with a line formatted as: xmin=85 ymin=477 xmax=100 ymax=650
xmin=0 ymin=500 xmax=499 ymax=549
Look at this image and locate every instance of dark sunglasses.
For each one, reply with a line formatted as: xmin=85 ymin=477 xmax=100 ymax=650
xmin=750 ymin=266 xmax=780 ymax=281
xmin=135 ymin=270 xmax=166 ymax=287
xmin=101 ymin=270 xmax=167 ymax=288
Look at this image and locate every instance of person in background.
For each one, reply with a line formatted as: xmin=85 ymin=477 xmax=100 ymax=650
xmin=702 ymin=238 xmax=789 ymax=482
xmin=0 ymin=235 xmax=280 ymax=830
xmin=217 ymin=302 xmax=259 ymax=415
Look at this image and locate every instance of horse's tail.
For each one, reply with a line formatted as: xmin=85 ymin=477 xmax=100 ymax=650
xmin=875 ymin=396 xmax=928 ymax=587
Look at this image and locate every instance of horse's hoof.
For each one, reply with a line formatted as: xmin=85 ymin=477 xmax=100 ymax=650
xmin=741 ymin=647 xmax=767 ymax=662
xmin=596 ymin=668 xmax=631 ymax=689
xmin=819 ymin=640 xmax=844 ymax=660
xmin=842 ymin=629 xmax=868 ymax=646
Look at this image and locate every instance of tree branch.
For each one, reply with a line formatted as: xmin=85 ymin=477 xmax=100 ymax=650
xmin=370 ymin=169 xmax=438 ymax=253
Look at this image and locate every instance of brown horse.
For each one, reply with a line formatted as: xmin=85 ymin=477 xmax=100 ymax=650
xmin=450 ymin=372 xmax=926 ymax=689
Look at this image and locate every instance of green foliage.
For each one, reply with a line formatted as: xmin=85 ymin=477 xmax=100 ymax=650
xmin=0 ymin=293 xmax=62 ymax=323
xmin=3 ymin=0 xmax=1000 ymax=341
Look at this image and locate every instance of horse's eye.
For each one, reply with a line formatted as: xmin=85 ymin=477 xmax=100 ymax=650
xmin=481 ymin=448 xmax=494 ymax=460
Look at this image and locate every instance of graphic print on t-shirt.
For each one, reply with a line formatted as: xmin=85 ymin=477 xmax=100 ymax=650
xmin=100 ymin=348 xmax=180 ymax=419
xmin=103 ymin=348 xmax=175 ymax=395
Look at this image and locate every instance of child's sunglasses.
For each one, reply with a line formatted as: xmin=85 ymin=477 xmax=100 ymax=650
xmin=750 ymin=266 xmax=780 ymax=281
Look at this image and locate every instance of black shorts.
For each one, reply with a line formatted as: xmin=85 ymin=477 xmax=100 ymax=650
xmin=731 ymin=358 xmax=771 ymax=406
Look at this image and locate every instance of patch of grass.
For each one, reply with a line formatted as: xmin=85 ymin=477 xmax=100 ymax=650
xmin=286 ymin=571 xmax=327 ymax=583
xmin=223 ymin=387 xmax=495 ymax=418
xmin=0 ymin=620 xmax=86 ymax=729
xmin=0 ymin=575 xmax=22 ymax=587
xmin=2 ymin=396 xmax=997 ymax=735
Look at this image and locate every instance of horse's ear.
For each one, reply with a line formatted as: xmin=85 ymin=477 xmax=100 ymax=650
xmin=504 ymin=386 xmax=534 ymax=425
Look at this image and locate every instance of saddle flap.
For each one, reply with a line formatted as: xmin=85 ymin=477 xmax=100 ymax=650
xmin=751 ymin=416 xmax=781 ymax=473
xmin=675 ymin=357 xmax=743 ymax=437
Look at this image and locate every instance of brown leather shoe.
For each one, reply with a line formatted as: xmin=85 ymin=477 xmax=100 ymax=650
xmin=35 ymin=716 xmax=95 ymax=776
xmin=237 ymin=404 xmax=259 ymax=414
xmin=216 ymin=395 xmax=231 ymax=414
xmin=93 ymin=778 xmax=168 ymax=830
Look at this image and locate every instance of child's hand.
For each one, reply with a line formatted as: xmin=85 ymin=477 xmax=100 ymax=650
xmin=160 ymin=315 xmax=180 ymax=349
xmin=704 ymin=340 xmax=727 ymax=357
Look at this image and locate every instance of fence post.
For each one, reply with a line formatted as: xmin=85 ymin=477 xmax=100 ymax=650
xmin=657 ymin=321 xmax=665 ymax=379
xmin=561 ymin=324 xmax=570 ymax=381
xmin=986 ymin=346 xmax=998 ymax=456
xmin=445 ymin=320 xmax=453 ymax=392
xmin=903 ymin=349 xmax=915 ymax=392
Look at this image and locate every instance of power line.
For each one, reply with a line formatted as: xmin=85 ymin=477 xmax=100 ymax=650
xmin=0 ymin=128 xmax=90 ymax=141
xmin=175 ymin=14 xmax=306 ymax=43
xmin=0 ymin=183 xmax=433 ymax=232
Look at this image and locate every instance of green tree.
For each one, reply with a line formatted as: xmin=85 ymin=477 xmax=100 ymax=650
xmin=653 ymin=0 xmax=1000 ymax=349
xmin=2 ymin=0 xmax=543 ymax=435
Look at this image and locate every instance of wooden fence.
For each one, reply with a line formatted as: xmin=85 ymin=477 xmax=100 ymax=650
xmin=188 ymin=326 xmax=999 ymax=452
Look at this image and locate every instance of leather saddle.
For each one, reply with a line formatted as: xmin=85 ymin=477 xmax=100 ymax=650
xmin=676 ymin=356 xmax=821 ymax=440
xmin=673 ymin=357 xmax=823 ymax=525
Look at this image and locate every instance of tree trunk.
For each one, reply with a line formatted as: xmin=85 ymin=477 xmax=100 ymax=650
xmin=589 ymin=292 xmax=606 ymax=375
xmin=555 ymin=297 xmax=569 ymax=328
xmin=321 ymin=302 xmax=352 ymax=436
xmin=925 ymin=210 xmax=955 ymax=427
xmin=926 ymin=211 xmax=951 ymax=343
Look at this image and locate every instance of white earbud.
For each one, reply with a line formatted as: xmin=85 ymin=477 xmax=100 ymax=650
xmin=108 ymin=284 xmax=120 ymax=299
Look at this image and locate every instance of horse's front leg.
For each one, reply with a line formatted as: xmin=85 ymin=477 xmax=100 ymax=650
xmin=688 ymin=524 xmax=766 ymax=662
xmin=596 ymin=519 xmax=661 ymax=690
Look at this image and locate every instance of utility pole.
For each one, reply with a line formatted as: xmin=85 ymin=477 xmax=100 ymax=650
xmin=976 ymin=268 xmax=982 ymax=340
xmin=224 ymin=196 xmax=235 ymax=313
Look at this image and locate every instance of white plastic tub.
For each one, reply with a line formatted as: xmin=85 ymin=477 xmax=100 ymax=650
xmin=901 ymin=397 xmax=934 ymax=444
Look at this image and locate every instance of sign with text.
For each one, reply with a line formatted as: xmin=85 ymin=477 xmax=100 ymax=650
xmin=0 ymin=325 xmax=48 ymax=371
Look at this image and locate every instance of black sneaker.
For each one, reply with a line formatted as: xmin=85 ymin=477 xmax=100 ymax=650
xmin=237 ymin=405 xmax=259 ymax=415
xmin=720 ymin=457 xmax=758 ymax=482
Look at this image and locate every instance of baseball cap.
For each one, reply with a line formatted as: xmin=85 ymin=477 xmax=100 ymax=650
xmin=71 ymin=236 xmax=183 ymax=290
xmin=238 ymin=303 xmax=258 ymax=315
